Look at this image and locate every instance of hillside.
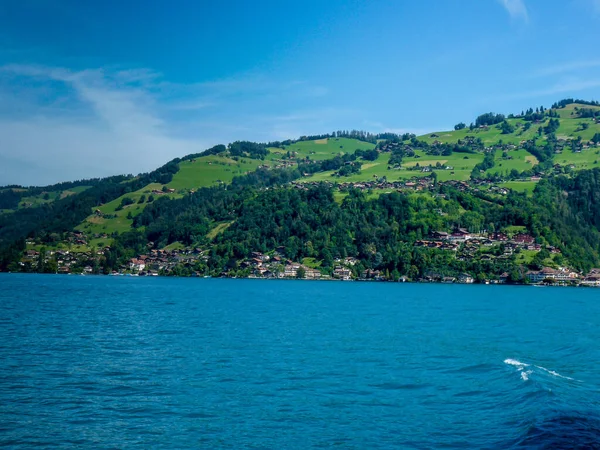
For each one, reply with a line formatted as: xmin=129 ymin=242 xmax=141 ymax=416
xmin=2 ymin=99 xmax=600 ymax=284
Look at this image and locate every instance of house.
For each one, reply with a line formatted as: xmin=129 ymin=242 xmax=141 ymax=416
xmin=450 ymin=228 xmax=471 ymax=241
xmin=499 ymin=272 xmax=509 ymax=284
xmin=513 ymin=233 xmax=535 ymax=244
xmin=527 ymin=267 xmax=560 ymax=283
xmin=283 ymin=264 xmax=300 ymax=278
xmin=490 ymin=232 xmax=508 ymax=241
xmin=458 ymin=273 xmax=475 ymax=284
xmin=581 ymin=274 xmax=600 ymax=286
xmin=333 ymin=266 xmax=352 ymax=280
xmin=304 ymin=268 xmax=322 ymax=279
xmin=129 ymin=258 xmax=146 ymax=273
xmin=431 ymin=231 xmax=449 ymax=240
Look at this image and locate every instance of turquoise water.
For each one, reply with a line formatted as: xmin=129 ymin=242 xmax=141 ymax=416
xmin=1 ymin=275 xmax=600 ymax=448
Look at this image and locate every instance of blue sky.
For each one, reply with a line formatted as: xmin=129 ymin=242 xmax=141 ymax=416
xmin=1 ymin=0 xmax=600 ymax=185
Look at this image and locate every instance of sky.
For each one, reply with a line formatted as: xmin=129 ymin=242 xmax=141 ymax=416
xmin=1 ymin=0 xmax=600 ymax=185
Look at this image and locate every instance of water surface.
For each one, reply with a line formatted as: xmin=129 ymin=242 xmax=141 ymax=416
xmin=1 ymin=275 xmax=599 ymax=448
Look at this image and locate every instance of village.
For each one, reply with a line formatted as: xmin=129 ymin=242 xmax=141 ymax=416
xmin=17 ymin=227 xmax=600 ymax=287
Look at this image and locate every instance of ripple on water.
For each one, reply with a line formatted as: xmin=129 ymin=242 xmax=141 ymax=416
xmin=1 ymin=275 xmax=600 ymax=449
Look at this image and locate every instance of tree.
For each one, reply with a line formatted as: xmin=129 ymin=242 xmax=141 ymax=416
xmin=499 ymin=120 xmax=515 ymax=134
xmin=430 ymin=171 xmax=438 ymax=186
xmin=37 ymin=247 xmax=46 ymax=273
xmin=454 ymin=122 xmax=466 ymax=130
xmin=296 ymin=266 xmax=306 ymax=279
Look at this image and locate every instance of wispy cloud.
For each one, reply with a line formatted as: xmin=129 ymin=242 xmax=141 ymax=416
xmin=0 ymin=64 xmax=342 ymax=185
xmin=530 ymin=60 xmax=600 ymax=78
xmin=501 ymin=77 xmax=600 ymax=100
xmin=0 ymin=65 xmax=207 ymax=186
xmin=498 ymin=0 xmax=529 ymax=22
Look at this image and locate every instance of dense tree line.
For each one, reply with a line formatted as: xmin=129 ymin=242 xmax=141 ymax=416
xmin=90 ymin=168 xmax=600 ymax=278
xmin=552 ymin=99 xmax=600 ymax=109
xmin=475 ymin=112 xmax=506 ymax=127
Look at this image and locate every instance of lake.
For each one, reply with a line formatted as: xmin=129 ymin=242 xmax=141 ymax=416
xmin=1 ymin=274 xmax=599 ymax=448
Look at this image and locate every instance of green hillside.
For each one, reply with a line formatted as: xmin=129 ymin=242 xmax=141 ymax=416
xmin=76 ymin=183 xmax=183 ymax=235
xmin=2 ymin=99 xmax=600 ymax=263
xmin=74 ymin=138 xmax=373 ymax=235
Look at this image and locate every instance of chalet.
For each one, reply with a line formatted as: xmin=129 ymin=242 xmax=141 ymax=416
xmin=450 ymin=228 xmax=471 ymax=240
xmin=490 ymin=232 xmax=508 ymax=241
xmin=361 ymin=269 xmax=384 ymax=280
xmin=513 ymin=233 xmax=535 ymax=244
xmin=431 ymin=231 xmax=449 ymax=240
xmin=526 ymin=243 xmax=542 ymax=251
xmin=499 ymin=272 xmax=509 ymax=284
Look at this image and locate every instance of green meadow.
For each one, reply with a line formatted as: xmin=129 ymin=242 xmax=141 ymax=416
xmin=498 ymin=181 xmax=538 ymax=194
xmin=555 ymin=148 xmax=600 ymax=170
xmin=301 ymin=149 xmax=484 ymax=183
xmin=418 ymin=104 xmax=600 ymax=147
xmin=487 ymin=149 xmax=538 ymax=176
xmin=19 ymin=185 xmax=91 ymax=209
xmin=268 ymin=137 xmax=375 ymax=161
xmin=169 ymin=154 xmax=267 ymax=190
xmin=76 ymin=182 xmax=182 ymax=234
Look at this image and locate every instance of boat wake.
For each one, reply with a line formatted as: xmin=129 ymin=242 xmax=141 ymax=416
xmin=504 ymin=358 xmax=578 ymax=382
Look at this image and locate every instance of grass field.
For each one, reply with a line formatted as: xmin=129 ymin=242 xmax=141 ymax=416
xmin=75 ymin=152 xmax=273 ymax=236
xmin=418 ymin=103 xmax=600 ymax=147
xmin=487 ymin=149 xmax=538 ymax=176
xmin=206 ymin=221 xmax=233 ymax=240
xmin=169 ymin=154 xmax=267 ymax=190
xmin=499 ymin=181 xmax=538 ymax=194
xmin=76 ymin=183 xmax=182 ymax=234
xmin=301 ymin=149 xmax=484 ymax=183
xmin=555 ymin=148 xmax=600 ymax=170
xmin=268 ymin=137 xmax=375 ymax=161
xmin=18 ymin=185 xmax=91 ymax=209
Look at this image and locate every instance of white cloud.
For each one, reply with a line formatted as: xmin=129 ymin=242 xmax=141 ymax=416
xmin=530 ymin=60 xmax=600 ymax=78
xmin=0 ymin=64 xmax=341 ymax=186
xmin=498 ymin=0 xmax=529 ymax=22
xmin=0 ymin=65 xmax=208 ymax=185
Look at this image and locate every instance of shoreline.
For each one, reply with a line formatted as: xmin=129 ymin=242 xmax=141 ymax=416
xmin=1 ymin=271 xmax=595 ymax=288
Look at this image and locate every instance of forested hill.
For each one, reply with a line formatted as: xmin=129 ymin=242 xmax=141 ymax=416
xmin=2 ymin=98 xmax=600 ymax=283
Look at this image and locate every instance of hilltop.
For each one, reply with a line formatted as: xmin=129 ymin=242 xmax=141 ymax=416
xmin=2 ymin=98 xmax=600 ymax=285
